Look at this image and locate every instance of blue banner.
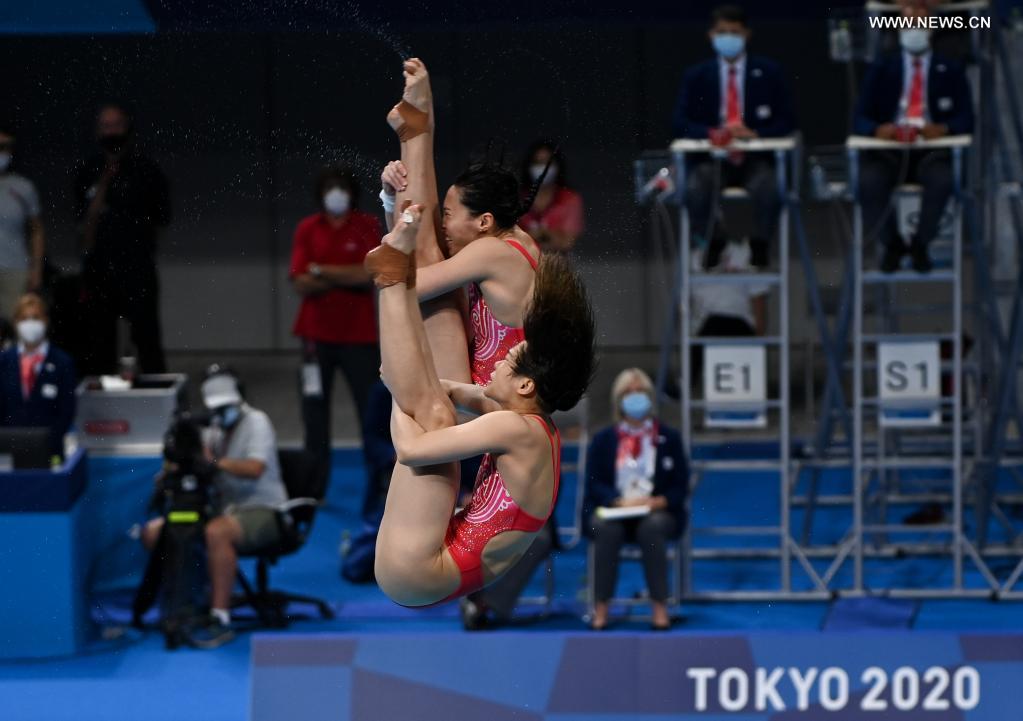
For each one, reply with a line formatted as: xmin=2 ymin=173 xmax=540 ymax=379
xmin=251 ymin=631 xmax=1021 ymax=720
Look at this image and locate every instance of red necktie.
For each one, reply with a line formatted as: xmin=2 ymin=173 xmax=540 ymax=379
xmin=20 ymin=352 xmax=40 ymax=399
xmin=725 ymin=65 xmax=741 ymax=126
xmin=906 ymin=58 xmax=924 ymax=121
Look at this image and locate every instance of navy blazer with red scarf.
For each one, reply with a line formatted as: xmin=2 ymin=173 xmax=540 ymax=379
xmin=0 ymin=344 xmax=77 ymax=457
xmin=582 ymin=422 xmax=689 ymax=538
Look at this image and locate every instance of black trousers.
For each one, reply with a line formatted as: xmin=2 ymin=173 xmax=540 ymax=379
xmin=81 ymin=262 xmax=166 ymax=375
xmin=685 ymin=156 xmax=782 ymax=262
xmin=301 ymin=341 xmax=381 ymax=490
xmin=588 ymin=510 xmax=677 ymax=603
xmin=469 ymin=518 xmax=556 ymax=620
xmin=858 ymin=149 xmax=953 ymax=250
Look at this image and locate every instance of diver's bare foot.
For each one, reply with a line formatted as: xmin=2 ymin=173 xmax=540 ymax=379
xmin=365 ymin=202 xmax=420 ymax=288
xmin=386 ymin=58 xmax=433 ymax=141
xmin=383 ymin=201 xmax=422 ymax=255
xmin=401 ymin=58 xmax=433 ymax=115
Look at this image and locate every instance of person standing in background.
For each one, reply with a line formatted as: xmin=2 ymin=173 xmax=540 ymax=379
xmin=74 ymin=103 xmax=171 ymax=375
xmin=517 ymin=140 xmax=584 ymax=254
xmin=290 ymin=166 xmax=381 ymax=491
xmin=0 ymin=125 xmax=45 ymax=321
xmin=340 ymin=378 xmax=396 ymax=585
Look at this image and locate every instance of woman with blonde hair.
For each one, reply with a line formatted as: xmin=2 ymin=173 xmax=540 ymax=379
xmin=582 ymin=368 xmax=689 ymax=630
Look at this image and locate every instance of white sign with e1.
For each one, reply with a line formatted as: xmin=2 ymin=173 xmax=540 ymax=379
xmin=703 ymin=345 xmax=768 ymax=428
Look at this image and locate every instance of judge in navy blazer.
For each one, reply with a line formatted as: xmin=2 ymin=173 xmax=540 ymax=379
xmin=852 ymin=50 xmax=973 ymax=138
xmin=853 ymin=8 xmax=974 ymax=274
xmin=0 ymin=294 xmax=76 ymax=458
xmin=671 ymin=53 xmax=795 ymax=141
xmin=670 ymin=5 xmax=796 ymax=268
xmin=583 ymin=368 xmax=688 ymax=631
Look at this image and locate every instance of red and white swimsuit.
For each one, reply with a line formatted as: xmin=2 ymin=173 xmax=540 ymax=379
xmin=468 ymin=239 xmax=539 ymax=386
xmin=429 ymin=237 xmax=551 ymax=604
xmin=440 ymin=414 xmax=561 ymax=602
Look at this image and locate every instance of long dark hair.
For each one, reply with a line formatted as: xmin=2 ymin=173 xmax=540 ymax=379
xmin=512 ymin=253 xmax=597 ymax=413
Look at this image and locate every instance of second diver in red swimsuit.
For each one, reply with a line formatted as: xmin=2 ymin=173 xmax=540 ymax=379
xmin=366 ymin=202 xmax=595 ymax=607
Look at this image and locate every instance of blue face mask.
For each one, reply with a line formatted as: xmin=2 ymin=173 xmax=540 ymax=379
xmin=713 ymin=33 xmax=745 ymax=60
xmin=621 ymin=392 xmax=653 ymax=421
xmin=217 ymin=405 xmax=241 ymax=428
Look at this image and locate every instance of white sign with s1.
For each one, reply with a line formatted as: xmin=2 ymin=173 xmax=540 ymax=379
xmin=877 ymin=341 xmax=941 ymax=427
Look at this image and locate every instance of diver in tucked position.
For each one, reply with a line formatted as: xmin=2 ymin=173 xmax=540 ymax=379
xmin=365 ymin=202 xmax=594 ymax=606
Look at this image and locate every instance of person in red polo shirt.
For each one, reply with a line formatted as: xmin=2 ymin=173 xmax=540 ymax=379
xmin=517 ymin=140 xmax=584 ymax=254
xmin=290 ymin=166 xmax=380 ymax=488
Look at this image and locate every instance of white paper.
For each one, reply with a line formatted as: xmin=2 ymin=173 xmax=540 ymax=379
xmin=301 ymin=363 xmax=323 ymax=397
xmin=99 ymin=375 xmax=132 ymax=391
xmin=595 ymin=505 xmax=652 ymax=521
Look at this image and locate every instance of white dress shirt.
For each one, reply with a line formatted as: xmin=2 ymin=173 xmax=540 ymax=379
xmin=718 ymin=54 xmax=747 ymax=125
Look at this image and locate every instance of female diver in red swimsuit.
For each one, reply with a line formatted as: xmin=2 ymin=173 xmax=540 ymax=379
xmin=364 ymin=202 xmax=595 ymax=607
xmin=382 ymin=57 xmax=551 ymax=387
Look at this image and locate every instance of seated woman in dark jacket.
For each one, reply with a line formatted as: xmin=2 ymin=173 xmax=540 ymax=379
xmin=583 ymin=368 xmax=688 ymax=630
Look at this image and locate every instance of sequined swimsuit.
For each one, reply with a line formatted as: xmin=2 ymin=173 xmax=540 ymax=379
xmin=468 ymin=239 xmax=539 ymax=386
xmin=440 ymin=414 xmax=561 ymax=602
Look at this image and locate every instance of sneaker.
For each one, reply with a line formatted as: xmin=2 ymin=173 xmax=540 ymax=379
xmin=187 ymin=617 xmax=235 ymax=649
xmin=459 ymin=597 xmax=488 ymax=631
xmin=704 ymin=229 xmax=731 ymax=270
xmin=909 ymin=241 xmax=932 ymax=273
xmin=904 ymin=503 xmax=945 ymax=525
xmin=880 ymin=244 xmax=904 ymax=273
xmin=748 ymin=237 xmax=769 ymax=269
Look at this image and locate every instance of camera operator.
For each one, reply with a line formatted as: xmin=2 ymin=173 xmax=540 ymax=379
xmin=141 ymin=365 xmax=286 ymax=648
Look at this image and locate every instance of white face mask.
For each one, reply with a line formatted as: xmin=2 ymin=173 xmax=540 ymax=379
xmin=323 ymin=188 xmax=351 ymax=216
xmin=0 ymin=152 xmax=11 ymax=173
xmin=529 ymin=163 xmax=557 ymax=185
xmin=900 ymin=29 xmax=931 ymax=55
xmin=17 ymin=319 xmax=46 ymax=346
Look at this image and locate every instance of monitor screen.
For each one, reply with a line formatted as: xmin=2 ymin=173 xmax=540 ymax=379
xmin=0 ymin=427 xmax=53 ymax=470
